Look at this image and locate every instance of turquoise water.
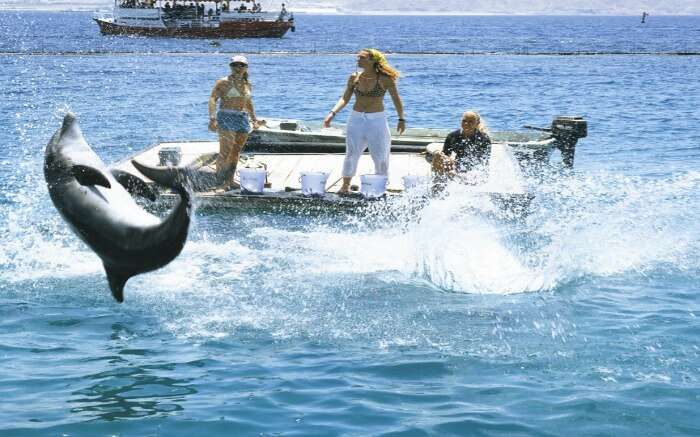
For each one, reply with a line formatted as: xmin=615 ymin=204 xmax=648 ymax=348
xmin=1 ymin=12 xmax=700 ymax=436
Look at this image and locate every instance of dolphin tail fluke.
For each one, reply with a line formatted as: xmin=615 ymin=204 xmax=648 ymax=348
xmin=131 ymin=159 xmax=182 ymax=188
xmin=105 ymin=265 xmax=129 ymax=303
xmin=131 ymin=159 xmax=220 ymax=192
xmin=101 ymin=182 xmax=191 ymax=303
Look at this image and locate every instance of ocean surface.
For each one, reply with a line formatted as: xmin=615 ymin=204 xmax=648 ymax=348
xmin=1 ymin=11 xmax=700 ymax=436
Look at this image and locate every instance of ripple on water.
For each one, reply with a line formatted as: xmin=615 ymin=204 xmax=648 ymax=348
xmin=2 ymin=21 xmax=700 ymax=434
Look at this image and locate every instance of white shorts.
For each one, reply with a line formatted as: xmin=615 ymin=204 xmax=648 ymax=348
xmin=342 ymin=111 xmax=392 ymax=177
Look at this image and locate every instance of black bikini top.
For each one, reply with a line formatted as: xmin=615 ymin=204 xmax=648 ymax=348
xmin=353 ymin=74 xmax=385 ymax=98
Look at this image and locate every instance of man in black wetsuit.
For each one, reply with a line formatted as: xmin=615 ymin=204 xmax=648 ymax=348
xmin=432 ymin=111 xmax=491 ymax=176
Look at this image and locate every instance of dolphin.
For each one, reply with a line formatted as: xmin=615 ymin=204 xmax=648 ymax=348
xmin=44 ymin=113 xmax=192 ymax=303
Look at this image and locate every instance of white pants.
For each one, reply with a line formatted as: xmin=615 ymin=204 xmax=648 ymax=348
xmin=342 ymin=111 xmax=392 ymax=177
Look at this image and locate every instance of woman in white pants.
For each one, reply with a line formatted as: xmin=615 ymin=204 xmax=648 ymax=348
xmin=323 ymin=49 xmax=406 ymax=193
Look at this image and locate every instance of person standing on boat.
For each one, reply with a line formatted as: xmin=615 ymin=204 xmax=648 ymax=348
xmin=323 ymin=48 xmax=406 ymax=194
xmin=432 ymin=111 xmax=491 ymax=176
xmin=208 ymin=55 xmax=264 ymax=190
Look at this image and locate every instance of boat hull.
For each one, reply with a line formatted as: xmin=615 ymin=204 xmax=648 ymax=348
xmin=154 ymin=189 xmax=534 ymax=219
xmin=94 ymin=18 xmax=293 ymax=38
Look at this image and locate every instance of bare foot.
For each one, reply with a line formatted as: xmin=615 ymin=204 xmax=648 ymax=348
xmin=218 ymin=181 xmax=240 ymax=192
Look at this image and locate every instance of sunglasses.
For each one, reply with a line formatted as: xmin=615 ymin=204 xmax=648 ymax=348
xmin=230 ymin=63 xmax=247 ymax=67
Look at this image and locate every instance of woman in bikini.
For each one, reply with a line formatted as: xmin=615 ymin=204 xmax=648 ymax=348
xmin=323 ymin=48 xmax=406 ymax=194
xmin=208 ymin=55 xmax=264 ymax=190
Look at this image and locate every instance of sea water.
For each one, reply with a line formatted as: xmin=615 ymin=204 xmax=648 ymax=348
xmin=1 ymin=12 xmax=699 ymax=436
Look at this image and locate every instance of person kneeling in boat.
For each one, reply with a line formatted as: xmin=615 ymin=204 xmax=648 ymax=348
xmin=323 ymin=48 xmax=406 ymax=194
xmin=208 ymin=55 xmax=265 ymax=191
xmin=432 ymin=110 xmax=491 ymax=179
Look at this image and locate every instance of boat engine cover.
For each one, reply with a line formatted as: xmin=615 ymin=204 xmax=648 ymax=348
xmin=551 ymin=116 xmax=587 ymax=139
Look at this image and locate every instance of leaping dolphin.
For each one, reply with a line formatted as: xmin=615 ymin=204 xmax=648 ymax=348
xmin=44 ymin=113 xmax=192 ymax=303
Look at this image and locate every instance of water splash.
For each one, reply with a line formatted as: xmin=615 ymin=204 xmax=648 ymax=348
xmin=3 ymin=169 xmax=698 ymax=295
xmin=2 ymin=124 xmax=699 ymax=344
xmin=529 ymin=170 xmax=700 ymax=281
xmin=407 ymin=193 xmax=543 ymax=293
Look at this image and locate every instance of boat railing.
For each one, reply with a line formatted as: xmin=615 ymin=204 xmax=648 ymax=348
xmin=118 ymin=1 xmax=156 ymax=9
xmin=220 ymin=10 xmax=290 ymax=22
xmin=112 ymin=0 xmax=291 ymax=23
xmin=161 ymin=8 xmax=197 ymax=19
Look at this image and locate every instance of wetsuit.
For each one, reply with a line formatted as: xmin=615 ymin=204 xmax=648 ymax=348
xmin=442 ymin=129 xmax=492 ymax=172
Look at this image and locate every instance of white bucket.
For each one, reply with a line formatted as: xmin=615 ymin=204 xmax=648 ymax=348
xmin=360 ymin=174 xmax=388 ymax=199
xmin=402 ymin=175 xmax=423 ymax=190
xmin=158 ymin=146 xmax=181 ymax=167
xmin=239 ymin=168 xmax=266 ymax=194
xmin=299 ymin=171 xmax=329 ymax=196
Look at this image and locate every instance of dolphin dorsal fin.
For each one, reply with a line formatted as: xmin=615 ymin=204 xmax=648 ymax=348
xmin=104 ymin=265 xmax=130 ymax=303
xmin=72 ymin=165 xmax=111 ymax=188
xmin=110 ymin=168 xmax=157 ymax=201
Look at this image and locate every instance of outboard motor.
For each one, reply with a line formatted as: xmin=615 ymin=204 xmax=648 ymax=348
xmin=551 ymin=116 xmax=587 ymax=168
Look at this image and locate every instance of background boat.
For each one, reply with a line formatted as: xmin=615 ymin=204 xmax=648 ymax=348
xmin=94 ymin=0 xmax=295 ymax=38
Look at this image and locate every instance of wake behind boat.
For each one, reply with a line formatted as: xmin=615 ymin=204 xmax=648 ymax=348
xmin=94 ymin=0 xmax=295 ymax=38
xmin=113 ymin=116 xmax=587 ymax=214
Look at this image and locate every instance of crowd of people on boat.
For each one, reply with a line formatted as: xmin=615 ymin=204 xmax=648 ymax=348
xmin=208 ymin=49 xmax=491 ymax=192
xmin=121 ymin=0 xmax=266 ymax=14
xmin=162 ymin=2 xmax=210 ymax=17
xmin=119 ymin=0 xmax=154 ymax=8
xmin=224 ymin=1 xmax=263 ymax=13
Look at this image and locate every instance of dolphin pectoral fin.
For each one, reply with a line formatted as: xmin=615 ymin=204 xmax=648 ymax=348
xmin=72 ymin=164 xmax=111 ymax=188
xmin=110 ymin=168 xmax=158 ymax=201
xmin=105 ymin=265 xmax=130 ymax=303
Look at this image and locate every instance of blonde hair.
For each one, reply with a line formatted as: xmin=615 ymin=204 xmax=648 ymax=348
xmin=240 ymin=70 xmax=251 ymax=88
xmin=362 ymin=48 xmax=400 ymax=79
xmin=463 ymin=110 xmax=488 ymax=135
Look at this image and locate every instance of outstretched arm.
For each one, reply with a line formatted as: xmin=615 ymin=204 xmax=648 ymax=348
xmin=324 ymin=74 xmax=356 ymax=128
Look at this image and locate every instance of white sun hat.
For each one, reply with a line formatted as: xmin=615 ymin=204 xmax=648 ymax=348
xmin=229 ymin=55 xmax=249 ymax=65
